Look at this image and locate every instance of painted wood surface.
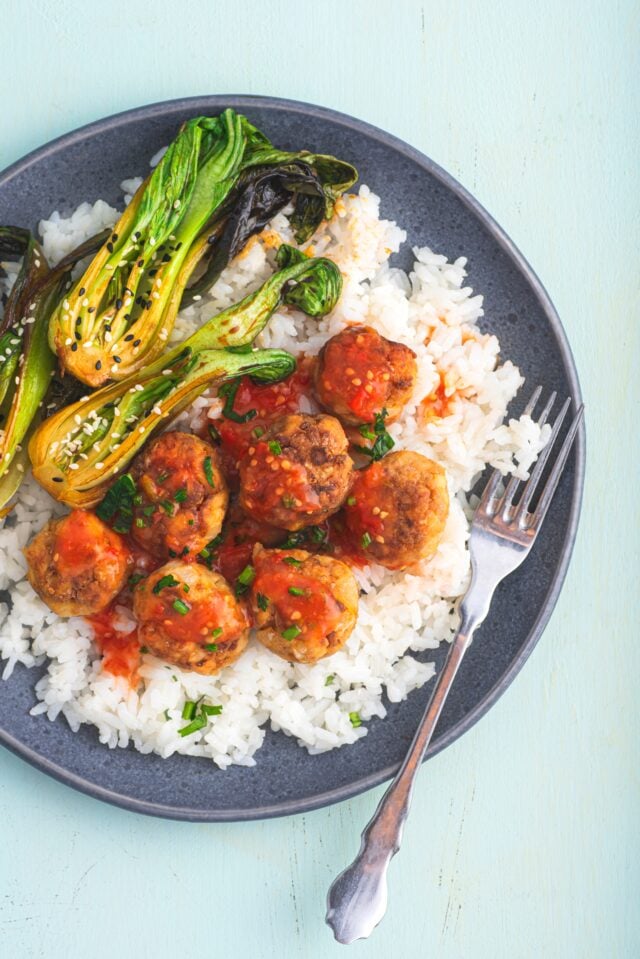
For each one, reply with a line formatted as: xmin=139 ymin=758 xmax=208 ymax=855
xmin=0 ymin=1 xmax=638 ymax=956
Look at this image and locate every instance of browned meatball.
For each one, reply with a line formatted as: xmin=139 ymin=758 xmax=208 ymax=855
xmin=130 ymin=431 xmax=228 ymax=560
xmin=238 ymin=413 xmax=353 ymax=531
xmin=24 ymin=510 xmax=132 ymax=616
xmin=314 ymin=325 xmax=417 ymax=425
xmin=133 ymin=561 xmax=249 ymax=674
xmin=344 ymin=450 xmax=449 ymax=569
xmin=250 ymin=545 xmax=359 ymax=663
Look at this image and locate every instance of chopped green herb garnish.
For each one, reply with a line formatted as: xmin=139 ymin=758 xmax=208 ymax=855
xmin=182 ymin=700 xmax=197 ymax=720
xmin=128 ymin=572 xmax=145 ymax=587
xmin=211 ymin=627 xmax=223 ymax=639
xmin=142 ymin=504 xmax=155 ymax=516
xmin=152 ymin=574 xmax=180 ymax=595
xmin=353 ymin=409 xmax=395 ymax=462
xmin=257 ymin=593 xmax=269 ymax=611
xmin=172 ymin=598 xmax=190 ymax=615
xmin=159 ymin=499 xmax=175 ymax=516
xmin=163 ymin=709 xmax=171 ymax=722
xmin=282 ymin=625 xmax=302 ymax=641
xmin=252 ymin=425 xmax=265 ymax=439
xmin=361 ymin=532 xmax=372 ymax=549
xmin=156 ymin=471 xmax=170 ymax=484
xmin=325 ymin=674 xmax=334 ymax=686
xmin=358 ymin=425 xmax=376 ymax=441
xmin=288 ymin=586 xmax=305 ymax=597
xmin=208 ymin=422 xmax=221 ymax=445
xmin=188 ymin=519 xmax=195 ymax=526
xmin=140 ymin=645 xmax=149 ymax=654
xmin=235 ymin=564 xmax=256 ymax=595
xmin=281 ymin=493 xmax=296 ymax=508
xmin=203 ymin=456 xmax=215 ymax=488
xmin=283 ymin=556 xmax=301 ymax=567
xmin=133 ymin=493 xmax=143 ymax=506
xmin=309 ymin=525 xmax=327 ymax=544
xmin=183 ymin=584 xmax=190 ymax=593
xmin=134 ymin=517 xmax=146 ymax=528
xmin=268 ymin=440 xmax=282 ymax=455
xmin=349 ymin=711 xmax=362 ymax=728
xmin=174 ymin=487 xmax=188 ymax=502
xmin=218 ymin=378 xmax=257 ymax=424
xmin=200 ymin=704 xmax=223 ymax=716
xmin=347 ymin=496 xmax=356 ymax=506
xmin=95 ymin=473 xmax=136 ymax=532
xmin=178 ymin=715 xmax=207 ymax=737
xmin=204 ymin=643 xmax=218 ymax=652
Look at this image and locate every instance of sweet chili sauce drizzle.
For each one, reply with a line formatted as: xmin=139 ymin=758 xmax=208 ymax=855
xmin=85 ymin=605 xmax=141 ymax=685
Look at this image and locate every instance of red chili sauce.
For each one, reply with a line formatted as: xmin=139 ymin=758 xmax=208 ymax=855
xmin=253 ymin=554 xmax=343 ymax=644
xmin=86 ymin=606 xmax=140 ymax=684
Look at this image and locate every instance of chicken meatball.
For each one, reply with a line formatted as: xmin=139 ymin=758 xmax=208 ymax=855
xmin=238 ymin=413 xmax=352 ymax=531
xmin=314 ymin=325 xmax=417 ymax=425
xmin=24 ymin=510 xmax=132 ymax=616
xmin=130 ymin=431 xmax=228 ymax=560
xmin=133 ymin=561 xmax=249 ymax=674
xmin=250 ymin=545 xmax=359 ymax=664
xmin=344 ymin=450 xmax=449 ymax=569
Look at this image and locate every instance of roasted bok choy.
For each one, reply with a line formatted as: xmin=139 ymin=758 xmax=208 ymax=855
xmin=48 ymin=109 xmax=356 ymax=388
xmin=0 ymin=226 xmax=108 ymax=512
xmin=30 ymin=246 xmax=342 ymax=507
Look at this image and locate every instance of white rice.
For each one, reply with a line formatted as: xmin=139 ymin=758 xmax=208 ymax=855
xmin=0 ymin=167 xmax=550 ymax=769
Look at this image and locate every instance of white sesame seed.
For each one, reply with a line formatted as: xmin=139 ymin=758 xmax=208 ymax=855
xmin=95 ymin=462 xmax=105 ymax=470
xmin=65 ymin=338 xmax=73 ymax=346
xmin=69 ymin=463 xmax=79 ymax=470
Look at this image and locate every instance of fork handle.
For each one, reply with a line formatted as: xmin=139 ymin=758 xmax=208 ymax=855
xmin=326 ymin=619 xmax=476 ymax=944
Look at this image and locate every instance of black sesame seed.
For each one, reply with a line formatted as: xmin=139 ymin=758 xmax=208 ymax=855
xmin=207 ymin=234 xmax=216 ymax=244
xmin=87 ymin=307 xmax=95 ymax=314
xmin=52 ymin=477 xmax=63 ymax=483
xmin=75 ymin=331 xmax=82 ymax=340
xmin=135 ymin=296 xmax=143 ymax=306
xmin=124 ymin=334 xmax=134 ymax=342
xmin=174 ymin=241 xmax=183 ymax=250
xmin=161 ymin=254 xmax=171 ymax=263
xmin=79 ymin=287 xmax=86 ymax=296
xmin=111 ymin=233 xmax=118 ymax=242
xmin=124 ymin=314 xmax=131 ymax=320
xmin=146 ymin=300 xmax=152 ymax=310
xmin=71 ymin=342 xmax=78 ymax=352
xmin=113 ymin=356 xmax=122 ymax=363
xmin=148 ymin=269 xmax=157 ymax=277
xmin=95 ymin=360 xmax=102 ymax=370
xmin=115 ymin=298 xmax=123 ymax=310
xmin=104 ymin=325 xmax=111 ymax=333
xmin=133 ymin=339 xmax=141 ymax=347
xmin=106 ymin=242 xmax=114 ymax=253
xmin=137 ymin=259 xmax=144 ymax=268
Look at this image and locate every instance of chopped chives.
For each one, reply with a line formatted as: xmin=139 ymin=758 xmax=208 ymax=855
xmin=134 ymin=517 xmax=145 ymax=528
xmin=235 ymin=564 xmax=255 ymax=595
xmin=347 ymin=496 xmax=356 ymax=506
xmin=203 ymin=456 xmax=215 ymax=487
xmin=361 ymin=532 xmax=372 ymax=549
xmin=152 ymin=574 xmax=179 ymax=595
xmin=211 ymin=627 xmax=223 ymax=638
xmin=288 ymin=586 xmax=305 ymax=597
xmin=200 ymin=704 xmax=223 ymax=716
xmin=257 ymin=593 xmax=269 ymax=611
xmin=172 ymin=598 xmax=190 ymax=615
xmin=181 ymin=701 xmax=197 ymax=720
xmin=252 ymin=425 xmax=265 ymax=439
xmin=282 ymin=625 xmax=302 ymax=641
xmin=349 ymin=711 xmax=362 ymax=728
xmin=204 ymin=643 xmax=218 ymax=652
xmin=174 ymin=487 xmax=188 ymax=502
xmin=178 ymin=715 xmax=207 ymax=737
xmin=268 ymin=440 xmax=282 ymax=455
xmin=325 ymin=675 xmax=334 ymax=686
xmin=282 ymin=556 xmax=301 ymax=567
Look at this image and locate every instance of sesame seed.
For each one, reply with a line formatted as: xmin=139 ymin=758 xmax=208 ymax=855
xmin=379 ymin=510 xmax=389 ymax=519
xmin=192 ymin=294 xmax=202 ymax=301
xmin=382 ymin=373 xmax=390 ymax=381
xmin=69 ymin=463 xmax=79 ymax=471
xmin=345 ymin=367 xmax=355 ymax=375
xmin=115 ymin=299 xmax=123 ymax=310
xmin=133 ymin=339 xmax=141 ymax=347
xmin=372 ymin=506 xmax=381 ymax=515
xmin=137 ymin=259 xmax=144 ymax=267
xmin=65 ymin=337 xmax=72 ymax=346
xmin=95 ymin=361 xmax=102 ymax=370
xmin=78 ymin=288 xmax=85 ymax=296
xmin=95 ymin=462 xmax=105 ymax=470
xmin=375 ymin=535 xmax=385 ymax=544
xmin=351 ymin=378 xmax=362 ymax=386
xmin=82 ymin=298 xmax=89 ymax=308
xmin=71 ymin=342 xmax=78 ymax=352
xmin=124 ymin=334 xmax=134 ymax=342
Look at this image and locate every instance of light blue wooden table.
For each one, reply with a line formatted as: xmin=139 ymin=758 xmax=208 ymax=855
xmin=1 ymin=2 xmax=637 ymax=956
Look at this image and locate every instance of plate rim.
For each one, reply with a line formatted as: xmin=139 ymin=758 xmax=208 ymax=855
xmin=0 ymin=94 xmax=586 ymax=821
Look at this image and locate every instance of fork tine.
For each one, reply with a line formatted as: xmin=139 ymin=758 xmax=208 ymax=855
xmin=477 ymin=467 xmax=503 ymax=514
xmin=500 ymin=389 xmax=556 ymax=517
xmin=522 ymin=404 xmax=584 ymax=528
xmin=513 ymin=396 xmax=571 ymax=522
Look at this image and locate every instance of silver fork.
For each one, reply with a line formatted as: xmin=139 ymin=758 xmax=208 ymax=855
xmin=326 ymin=389 xmax=584 ymax=944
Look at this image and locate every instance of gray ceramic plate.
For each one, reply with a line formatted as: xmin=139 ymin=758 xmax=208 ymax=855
xmin=0 ymin=96 xmax=584 ymax=821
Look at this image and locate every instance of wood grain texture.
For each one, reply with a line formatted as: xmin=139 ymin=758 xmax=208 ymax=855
xmin=0 ymin=1 xmax=638 ymax=956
